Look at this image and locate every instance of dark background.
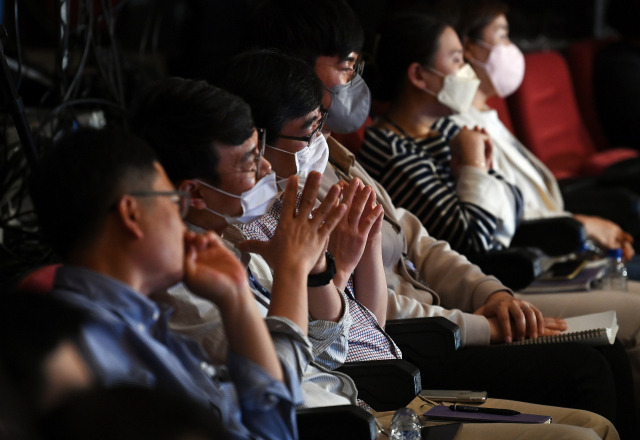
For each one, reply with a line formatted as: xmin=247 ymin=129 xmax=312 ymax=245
xmin=0 ymin=0 xmax=619 ymax=285
xmin=0 ymin=0 xmax=616 ymax=95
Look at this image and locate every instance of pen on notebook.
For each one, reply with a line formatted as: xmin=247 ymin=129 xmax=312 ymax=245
xmin=449 ymin=404 xmax=520 ymax=416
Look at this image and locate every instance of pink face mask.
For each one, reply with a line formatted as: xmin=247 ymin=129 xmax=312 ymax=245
xmin=472 ymin=40 xmax=525 ymax=98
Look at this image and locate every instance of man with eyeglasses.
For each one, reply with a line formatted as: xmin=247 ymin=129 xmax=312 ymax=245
xmin=246 ymin=0 xmax=370 ymax=137
xmin=29 ymin=127 xmax=337 ymax=439
xmin=128 ymin=77 xmax=369 ymax=409
xmin=220 ymin=50 xmax=394 ymax=370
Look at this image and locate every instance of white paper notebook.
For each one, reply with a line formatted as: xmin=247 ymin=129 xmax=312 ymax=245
xmin=507 ymin=310 xmax=618 ymax=346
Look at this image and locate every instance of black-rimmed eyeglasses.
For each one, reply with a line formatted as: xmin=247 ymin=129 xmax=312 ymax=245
xmin=349 ymin=59 xmax=365 ymax=81
xmin=253 ymin=128 xmax=267 ymax=180
xmin=276 ymin=109 xmax=328 ymax=148
xmin=128 ymin=190 xmax=191 ymax=219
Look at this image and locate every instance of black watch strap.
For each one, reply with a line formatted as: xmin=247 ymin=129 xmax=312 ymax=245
xmin=307 ymin=251 xmax=337 ymax=287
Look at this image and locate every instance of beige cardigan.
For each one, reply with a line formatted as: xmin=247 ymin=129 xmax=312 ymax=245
xmin=322 ymin=136 xmax=514 ymax=346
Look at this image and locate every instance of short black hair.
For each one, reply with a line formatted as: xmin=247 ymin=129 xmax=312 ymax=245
xmin=217 ymin=50 xmax=324 ymax=146
xmin=375 ymin=13 xmax=448 ymax=102
xmin=247 ymin=0 xmax=364 ymax=67
xmin=128 ymin=78 xmax=255 ymax=186
xmin=0 ymin=292 xmax=87 ymax=413
xmin=456 ymin=0 xmax=509 ymax=42
xmin=30 ymin=128 xmax=157 ymax=259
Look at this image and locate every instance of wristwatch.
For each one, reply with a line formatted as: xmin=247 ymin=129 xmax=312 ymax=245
xmin=307 ymin=251 xmax=337 ymax=287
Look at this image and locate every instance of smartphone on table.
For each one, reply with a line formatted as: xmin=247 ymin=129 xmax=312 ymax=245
xmin=419 ymin=389 xmax=488 ymax=403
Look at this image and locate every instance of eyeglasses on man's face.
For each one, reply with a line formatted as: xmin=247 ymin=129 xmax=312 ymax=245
xmin=252 ymin=128 xmax=267 ymax=180
xmin=275 ymin=108 xmax=328 ymax=148
xmin=211 ymin=127 xmax=267 ymax=184
xmin=236 ymin=127 xmax=267 ymax=180
xmin=128 ymin=190 xmax=191 ymax=219
xmin=347 ymin=58 xmax=365 ymax=82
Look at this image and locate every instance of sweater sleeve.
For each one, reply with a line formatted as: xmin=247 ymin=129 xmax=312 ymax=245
xmin=360 ymin=124 xmax=522 ymax=254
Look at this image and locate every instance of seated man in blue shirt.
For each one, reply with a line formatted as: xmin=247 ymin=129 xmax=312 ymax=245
xmin=28 ymin=127 xmax=337 ymax=440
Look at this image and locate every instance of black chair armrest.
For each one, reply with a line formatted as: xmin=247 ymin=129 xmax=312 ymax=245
xmin=557 ymin=176 xmax=599 ymax=195
xmin=510 ymin=217 xmax=586 ymax=256
xmin=386 ymin=317 xmax=461 ymax=363
xmin=296 ymin=405 xmax=377 ymax=440
xmin=337 ymin=359 xmax=421 ymax=411
xmin=385 ymin=317 xmax=461 ymax=391
xmin=563 ymin=186 xmax=640 ymax=239
xmin=467 ymin=246 xmax=545 ymax=290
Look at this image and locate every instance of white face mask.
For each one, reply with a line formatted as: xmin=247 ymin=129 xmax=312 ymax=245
xmin=424 ymin=63 xmax=480 ymax=113
xmin=472 ymin=40 xmax=525 ymax=98
xmin=269 ymin=133 xmax=329 ymax=187
xmin=196 ymin=172 xmax=278 ymax=224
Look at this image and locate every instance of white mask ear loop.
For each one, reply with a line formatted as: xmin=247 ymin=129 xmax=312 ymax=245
xmin=266 ymin=144 xmax=302 ymax=183
xmin=194 ymin=179 xmax=244 ymax=223
xmin=195 ymin=172 xmax=279 ymax=224
xmin=266 ymin=133 xmax=329 ymax=186
xmin=267 ymin=144 xmax=297 ymax=156
xmin=423 ymin=66 xmax=445 ymax=97
xmin=468 ymin=39 xmax=493 ymax=69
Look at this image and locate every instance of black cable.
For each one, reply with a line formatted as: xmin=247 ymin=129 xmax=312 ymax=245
xmin=34 ymin=97 xmax=123 ymax=139
xmin=150 ymin=1 xmax=165 ymax=75
xmin=90 ymin=6 xmax=120 ymax=104
xmin=2 ymin=109 xmax=10 ymax=164
xmin=63 ymin=0 xmax=94 ymax=102
xmin=56 ymin=0 xmax=71 ymax=100
xmin=1 ymin=139 xmax=31 ymax=193
xmin=13 ymin=0 xmax=23 ymax=92
xmin=0 ymin=26 xmax=38 ymax=168
xmin=1 ymin=0 xmax=146 ymax=284
xmin=136 ymin=0 xmax=167 ymax=77
xmin=137 ymin=7 xmax=153 ymax=55
xmin=100 ymin=0 xmax=124 ymax=106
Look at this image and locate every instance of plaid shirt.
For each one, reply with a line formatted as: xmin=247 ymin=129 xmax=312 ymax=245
xmin=241 ymin=193 xmax=401 ymax=363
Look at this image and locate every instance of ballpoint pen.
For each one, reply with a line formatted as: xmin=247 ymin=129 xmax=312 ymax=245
xmin=449 ymin=404 xmax=520 ymax=416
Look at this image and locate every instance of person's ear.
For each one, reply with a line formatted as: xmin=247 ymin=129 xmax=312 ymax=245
xmin=116 ymin=195 xmax=144 ymax=239
xmin=407 ymin=62 xmax=431 ymax=90
xmin=180 ymin=180 xmax=206 ymax=211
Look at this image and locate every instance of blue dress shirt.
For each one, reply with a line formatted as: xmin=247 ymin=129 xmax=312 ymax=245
xmin=51 ymin=265 xmax=302 ymax=440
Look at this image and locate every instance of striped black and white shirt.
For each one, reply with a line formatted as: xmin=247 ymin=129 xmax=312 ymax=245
xmin=358 ymin=117 xmax=523 ymax=255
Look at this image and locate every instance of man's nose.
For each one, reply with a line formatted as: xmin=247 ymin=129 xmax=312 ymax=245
xmin=257 ymin=156 xmax=273 ymax=179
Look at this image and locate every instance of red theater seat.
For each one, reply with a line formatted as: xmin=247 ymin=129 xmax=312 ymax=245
xmin=17 ymin=264 xmax=61 ymax=294
xmin=566 ymin=38 xmax=617 ymax=151
xmin=506 ymin=50 xmax=638 ymax=180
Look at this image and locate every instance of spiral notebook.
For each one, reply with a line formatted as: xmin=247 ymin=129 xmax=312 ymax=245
xmin=507 ymin=310 xmax=617 ymax=346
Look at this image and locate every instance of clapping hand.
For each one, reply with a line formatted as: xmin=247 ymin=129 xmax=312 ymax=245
xmin=238 ymin=171 xmax=346 ymax=277
xmin=328 ymin=177 xmax=384 ymax=289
